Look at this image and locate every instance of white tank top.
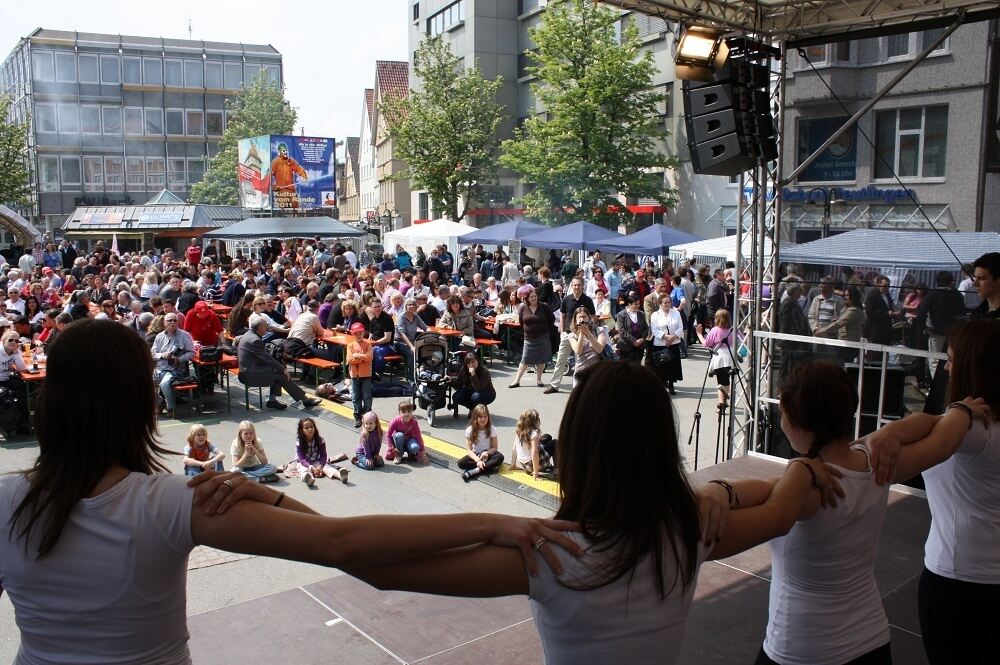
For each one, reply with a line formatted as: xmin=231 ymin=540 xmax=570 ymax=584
xmin=923 ymin=421 xmax=1000 ymax=583
xmin=764 ymin=444 xmax=891 ymax=665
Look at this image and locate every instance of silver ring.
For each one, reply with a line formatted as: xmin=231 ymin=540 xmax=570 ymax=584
xmin=223 ymin=479 xmax=234 ymax=488
xmin=533 ymin=537 xmax=546 ymax=550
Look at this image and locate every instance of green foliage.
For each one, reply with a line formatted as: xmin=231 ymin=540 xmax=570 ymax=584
xmin=189 ymin=72 xmax=297 ymax=205
xmin=0 ymin=96 xmax=31 ymax=208
xmin=380 ymin=37 xmax=505 ymax=222
xmin=500 ymin=0 xmax=678 ymax=229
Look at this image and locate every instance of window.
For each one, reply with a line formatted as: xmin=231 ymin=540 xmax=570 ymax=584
xmin=80 ymin=105 xmax=101 ymax=134
xmin=186 ymin=110 xmax=204 ymax=136
xmin=35 ymin=103 xmax=57 ymax=133
xmin=32 ymin=51 xmax=54 ymax=81
xmin=875 ymin=106 xmax=948 ymax=180
xmin=55 ymin=52 xmax=76 ymax=82
xmin=164 ymin=59 xmax=183 ymax=86
xmin=265 ymin=65 xmax=280 ymax=86
xmin=166 ymin=109 xmax=184 ymax=135
xmin=102 ymin=106 xmax=122 ymax=134
xmin=224 ymin=62 xmax=242 ymax=89
xmin=122 ymin=57 xmax=141 ymax=84
xmin=83 ymin=157 xmax=103 ymax=191
xmin=427 ymin=0 xmax=464 ymax=36
xmin=185 ymin=60 xmax=203 ymax=87
xmin=123 ymin=107 xmax=144 ymax=135
xmin=57 ymin=104 xmax=79 ymax=133
xmin=920 ymin=28 xmax=949 ymax=53
xmin=168 ymin=158 xmax=186 ymax=191
xmin=100 ymin=55 xmax=119 ymax=83
xmin=143 ymin=58 xmax=162 ymax=85
xmin=884 ymin=31 xmax=949 ymax=62
xmin=37 ymin=157 xmax=59 ymax=192
xmin=125 ymin=157 xmax=145 ymax=189
xmin=61 ymin=156 xmax=81 ymax=186
xmin=78 ymin=54 xmax=99 ymax=83
xmin=105 ymin=157 xmax=124 ymax=191
xmin=244 ymin=63 xmax=261 ymax=82
xmin=187 ymin=157 xmax=206 ymax=184
xmin=886 ymin=34 xmax=910 ymax=59
xmin=205 ymin=110 xmax=224 ymax=135
xmin=801 ymin=42 xmax=850 ymax=66
xmin=144 ymin=108 xmax=163 ymax=135
xmin=205 ymin=61 xmax=222 ymax=88
xmin=146 ymin=157 xmax=165 ymax=187
xmin=413 ymin=2 xmax=419 ymax=20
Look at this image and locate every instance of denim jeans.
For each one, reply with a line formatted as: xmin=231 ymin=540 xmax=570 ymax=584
xmin=155 ymin=369 xmax=179 ymax=410
xmin=354 ymin=454 xmax=385 ymax=470
xmin=235 ymin=462 xmax=277 ymax=480
xmin=351 ymin=377 xmax=373 ymax=420
xmin=372 ymin=344 xmax=394 ymax=374
xmin=395 ymin=342 xmax=415 ymax=381
xmin=184 ymin=460 xmax=225 ymax=476
xmin=391 ymin=432 xmax=421 ymax=458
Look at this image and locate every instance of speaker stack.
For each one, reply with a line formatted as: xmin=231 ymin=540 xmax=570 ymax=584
xmin=683 ymin=59 xmax=777 ymax=177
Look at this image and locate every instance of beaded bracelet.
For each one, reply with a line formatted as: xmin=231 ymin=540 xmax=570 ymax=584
xmin=708 ymin=479 xmax=740 ymax=509
xmin=946 ymin=401 xmax=974 ymax=429
xmin=787 ymin=459 xmax=817 ymax=488
xmin=273 ymin=491 xmax=286 ymax=507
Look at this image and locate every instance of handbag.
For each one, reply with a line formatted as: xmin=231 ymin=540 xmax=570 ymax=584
xmin=651 ymin=345 xmax=674 ymax=366
xmin=199 ymin=346 xmax=223 ymax=362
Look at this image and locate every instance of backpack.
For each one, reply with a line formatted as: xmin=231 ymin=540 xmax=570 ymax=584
xmin=268 ymin=338 xmax=312 ymax=364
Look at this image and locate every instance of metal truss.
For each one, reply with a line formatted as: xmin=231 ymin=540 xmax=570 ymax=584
xmin=613 ymin=0 xmax=998 ymax=43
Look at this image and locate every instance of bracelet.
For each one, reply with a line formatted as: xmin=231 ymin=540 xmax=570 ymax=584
xmin=946 ymin=402 xmax=974 ymax=429
xmin=787 ymin=459 xmax=817 ymax=488
xmin=708 ymin=479 xmax=740 ymax=509
xmin=273 ymin=491 xmax=286 ymax=507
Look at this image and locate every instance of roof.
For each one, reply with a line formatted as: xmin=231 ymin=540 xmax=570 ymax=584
xmin=61 ymin=203 xmax=243 ymax=233
xmin=345 ymin=137 xmax=361 ymax=191
xmin=364 ymin=88 xmax=376 ymax=139
xmin=203 ymin=216 xmax=366 ymax=240
xmin=145 ymin=189 xmax=186 ymax=205
xmin=616 ymin=1 xmax=999 ymax=45
xmin=375 ymin=61 xmax=409 ymax=100
xmin=28 ymin=28 xmax=280 ymax=55
xmin=780 ymin=229 xmax=1000 ymax=271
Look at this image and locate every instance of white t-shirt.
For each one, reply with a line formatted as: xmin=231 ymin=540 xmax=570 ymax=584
xmin=344 ymin=250 xmax=357 ymax=269
xmin=529 ymin=530 xmax=709 ymax=665
xmin=0 ymin=472 xmax=195 ymax=665
xmin=465 ymin=425 xmax=498 ymax=455
xmin=923 ymin=421 xmax=1000 ymax=584
xmin=514 ymin=429 xmax=540 ymax=465
xmin=764 ymin=445 xmax=891 ymax=665
xmin=0 ymin=345 xmax=27 ymax=381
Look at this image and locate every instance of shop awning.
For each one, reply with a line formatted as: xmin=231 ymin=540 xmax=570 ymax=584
xmin=202 ymin=216 xmax=365 ymax=240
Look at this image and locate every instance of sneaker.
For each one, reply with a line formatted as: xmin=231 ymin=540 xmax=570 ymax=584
xmin=543 ymin=386 xmax=559 ymax=394
xmin=302 ymin=397 xmax=322 ymax=408
xmin=419 ymin=452 xmax=429 ymax=464
xmin=266 ymin=399 xmax=287 ymax=410
xmin=261 ymin=473 xmax=281 ymax=484
xmin=337 ymin=467 xmax=350 ymax=484
xmin=353 ymin=418 xmax=362 ymax=428
xmin=462 ymin=470 xmax=473 ymax=483
xmin=394 ymin=452 xmax=404 ymax=464
xmin=302 ymin=471 xmax=315 ymax=487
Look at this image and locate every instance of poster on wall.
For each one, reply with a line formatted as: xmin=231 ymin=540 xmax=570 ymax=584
xmin=237 ymin=135 xmax=337 ymax=209
xmin=796 ymin=116 xmax=857 ymax=182
xmin=237 ymin=136 xmax=271 ymax=209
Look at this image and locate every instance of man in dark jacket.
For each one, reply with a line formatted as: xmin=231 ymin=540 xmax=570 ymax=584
xmin=863 ymin=275 xmax=898 ymax=346
xmin=778 ymin=281 xmax=813 ymax=382
xmin=916 ymin=271 xmax=966 ymax=373
xmin=221 ymin=271 xmax=246 ymax=307
xmin=237 ymin=316 xmax=320 ymax=409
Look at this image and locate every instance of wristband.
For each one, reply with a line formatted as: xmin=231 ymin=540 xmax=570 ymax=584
xmin=273 ymin=491 xmax=286 ymax=507
xmin=787 ymin=458 xmax=817 ymax=488
xmin=708 ymin=479 xmax=740 ymax=509
xmin=946 ymin=402 xmax=974 ymax=429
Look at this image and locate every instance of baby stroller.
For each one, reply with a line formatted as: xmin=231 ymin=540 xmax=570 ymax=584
xmin=412 ymin=332 xmax=452 ymax=426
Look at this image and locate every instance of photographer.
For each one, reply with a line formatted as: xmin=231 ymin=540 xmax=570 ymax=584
xmin=150 ymin=313 xmax=195 ymax=416
xmin=568 ymin=308 xmax=610 ymax=389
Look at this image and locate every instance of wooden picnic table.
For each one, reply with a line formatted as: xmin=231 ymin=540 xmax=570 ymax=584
xmin=17 ymin=353 xmax=46 ymax=433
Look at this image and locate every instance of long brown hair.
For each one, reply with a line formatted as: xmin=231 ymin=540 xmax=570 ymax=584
xmin=778 ymin=361 xmax=858 ymax=458
xmin=947 ymin=320 xmax=1000 ymax=416
xmin=467 ymin=404 xmax=492 ymax=445
xmin=555 ymin=361 xmax=700 ymax=596
xmin=8 ymin=319 xmax=173 ymax=559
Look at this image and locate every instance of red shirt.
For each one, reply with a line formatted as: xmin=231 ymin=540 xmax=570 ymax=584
xmin=182 ymin=307 xmax=223 ymax=345
xmin=185 ymin=245 xmax=202 ymax=265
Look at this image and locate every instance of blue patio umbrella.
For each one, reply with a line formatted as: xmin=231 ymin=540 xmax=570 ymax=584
xmin=598 ymin=224 xmax=704 ymax=256
xmin=519 ymin=221 xmax=623 ymax=251
xmin=457 ymin=219 xmax=548 ymax=245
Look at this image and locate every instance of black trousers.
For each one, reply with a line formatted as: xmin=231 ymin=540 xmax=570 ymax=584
xmin=918 ymin=567 xmax=1000 ymax=665
xmin=457 ymin=450 xmax=504 ymax=474
xmin=754 ymin=642 xmax=891 ymax=665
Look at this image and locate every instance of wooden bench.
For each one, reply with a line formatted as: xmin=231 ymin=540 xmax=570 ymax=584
xmin=170 ymin=382 xmax=200 ymax=418
xmin=293 ymin=357 xmax=341 ymax=387
xmin=379 ymin=353 xmax=406 ymax=380
xmin=475 ymin=339 xmax=503 ymax=365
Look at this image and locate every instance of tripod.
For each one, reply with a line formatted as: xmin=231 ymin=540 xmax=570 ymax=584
xmin=716 ymin=357 xmax=751 ymax=463
xmin=685 ymin=350 xmax=716 ymax=471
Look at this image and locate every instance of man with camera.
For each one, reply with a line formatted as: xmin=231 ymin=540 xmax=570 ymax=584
xmin=151 ymin=313 xmax=195 ymax=416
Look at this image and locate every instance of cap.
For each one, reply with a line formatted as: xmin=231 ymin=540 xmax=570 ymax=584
xmin=42 ymin=267 xmax=53 ymax=275
xmin=349 ymin=322 xmax=365 ymax=334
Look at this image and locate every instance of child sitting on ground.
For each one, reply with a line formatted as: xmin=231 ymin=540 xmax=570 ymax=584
xmin=294 ymin=417 xmax=349 ymax=485
xmin=182 ymin=424 xmax=225 ymax=476
xmin=460 ymin=404 xmax=504 ymax=482
xmin=509 ymin=409 xmax=556 ymax=480
xmin=386 ymin=400 xmax=427 ymax=464
xmin=352 ymin=411 xmax=385 ymax=470
xmin=230 ymin=420 xmax=283 ymax=483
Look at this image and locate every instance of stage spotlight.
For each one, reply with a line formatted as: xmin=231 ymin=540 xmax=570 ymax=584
xmin=675 ymin=26 xmax=729 ymax=82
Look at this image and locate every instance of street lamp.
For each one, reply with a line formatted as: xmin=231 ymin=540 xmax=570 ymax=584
xmin=807 ymin=187 xmax=846 ymax=238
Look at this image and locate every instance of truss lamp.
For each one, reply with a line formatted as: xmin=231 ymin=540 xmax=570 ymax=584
xmin=675 ymin=26 xmax=729 ymax=82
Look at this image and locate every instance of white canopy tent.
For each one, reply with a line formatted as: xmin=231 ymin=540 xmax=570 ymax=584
xmin=669 ymin=234 xmax=783 ymax=267
xmin=383 ymin=219 xmax=475 ymax=261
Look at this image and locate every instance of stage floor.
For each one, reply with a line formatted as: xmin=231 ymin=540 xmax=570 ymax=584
xmin=187 ymin=455 xmax=931 ymax=664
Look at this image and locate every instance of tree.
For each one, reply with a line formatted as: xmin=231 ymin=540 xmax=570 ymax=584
xmin=380 ymin=37 xmax=505 ymax=223
xmin=189 ymin=72 xmax=297 ymax=205
xmin=0 ymin=96 xmax=31 ymax=208
xmin=500 ymin=0 xmax=678 ymax=229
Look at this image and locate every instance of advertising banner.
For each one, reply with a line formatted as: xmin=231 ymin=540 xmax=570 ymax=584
xmin=238 ymin=135 xmax=337 ymax=209
xmin=796 ymin=116 xmax=857 ymax=182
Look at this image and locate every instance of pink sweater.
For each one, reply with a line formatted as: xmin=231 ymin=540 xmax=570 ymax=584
xmin=386 ymin=415 xmax=424 ymax=452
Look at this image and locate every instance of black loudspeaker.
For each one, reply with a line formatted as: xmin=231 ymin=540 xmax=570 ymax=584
xmin=683 ymin=58 xmax=775 ymax=177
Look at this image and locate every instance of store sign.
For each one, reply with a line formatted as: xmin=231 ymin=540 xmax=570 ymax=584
xmin=782 ymin=186 xmax=916 ymax=204
xmin=796 ymin=116 xmax=857 ymax=182
xmin=136 ymin=211 xmax=184 ymax=224
xmin=80 ymin=212 xmax=124 ymax=225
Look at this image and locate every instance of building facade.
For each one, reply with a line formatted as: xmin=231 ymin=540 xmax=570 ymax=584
xmin=357 ymin=88 xmax=379 ymax=225
xmin=338 ymin=136 xmax=361 ymax=223
xmin=0 ymin=28 xmax=282 ymax=238
xmin=406 ymin=0 xmax=736 ymax=235
xmin=374 ymin=61 xmax=412 ymax=230
xmin=780 ymin=21 xmax=1000 ymax=240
